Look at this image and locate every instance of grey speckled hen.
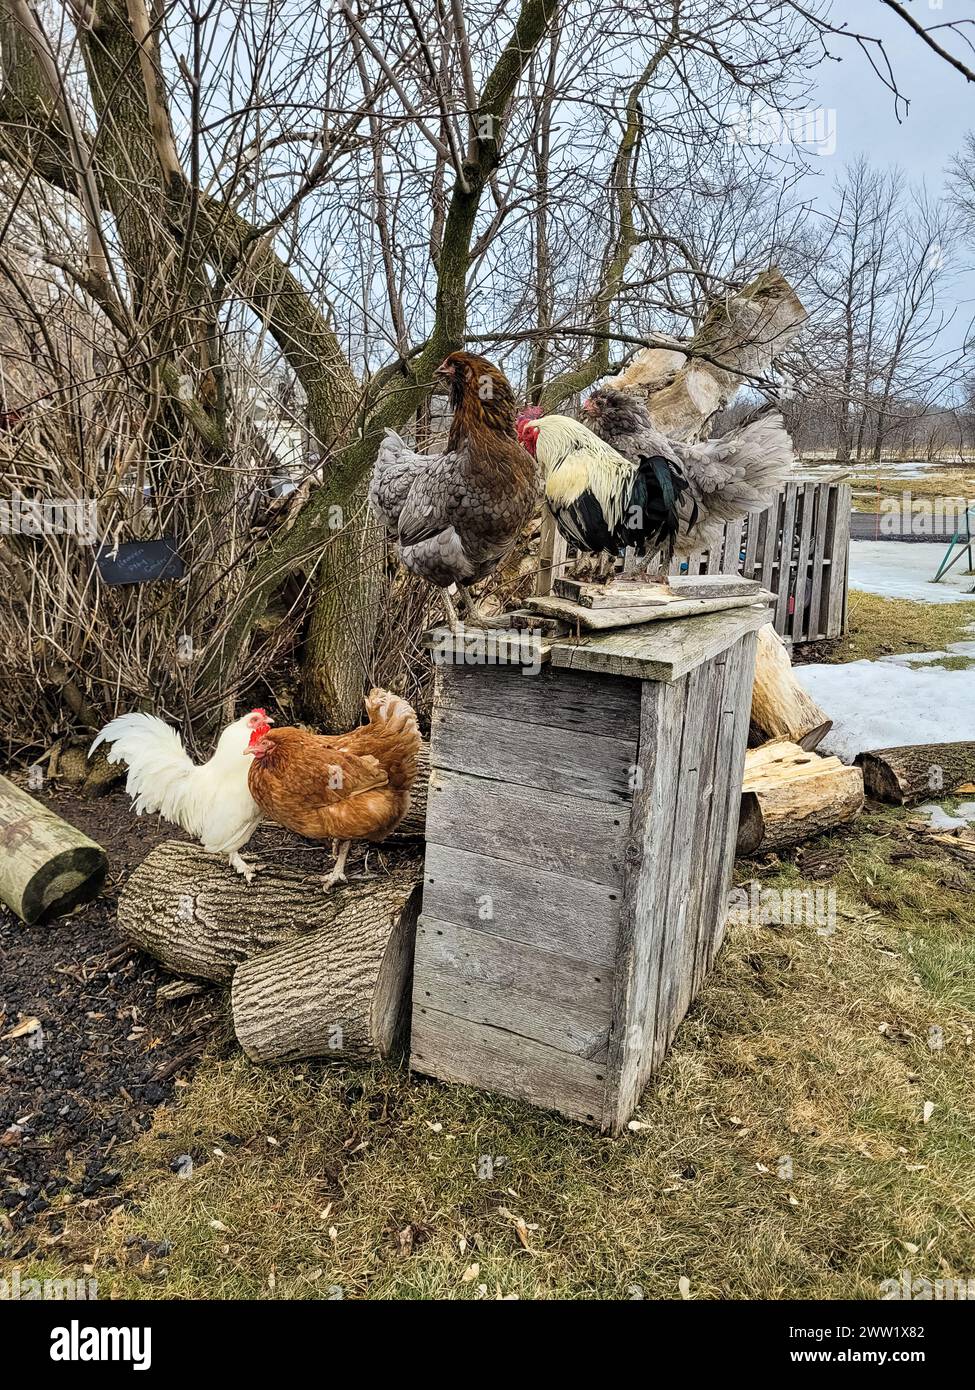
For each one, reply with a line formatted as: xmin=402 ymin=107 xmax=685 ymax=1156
xmin=369 ymin=352 xmax=540 ymax=623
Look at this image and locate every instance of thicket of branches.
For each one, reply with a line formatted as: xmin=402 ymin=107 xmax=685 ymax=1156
xmin=1 ymin=0 xmax=973 ymax=758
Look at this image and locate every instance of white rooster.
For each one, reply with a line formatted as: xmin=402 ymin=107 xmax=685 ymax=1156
xmin=90 ymin=708 xmax=271 ymax=881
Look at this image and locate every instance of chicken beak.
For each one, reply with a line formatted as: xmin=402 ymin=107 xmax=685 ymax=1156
xmin=433 ymin=360 xmax=452 ymax=378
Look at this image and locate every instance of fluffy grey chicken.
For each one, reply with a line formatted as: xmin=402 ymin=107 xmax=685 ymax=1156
xmin=582 ymin=387 xmax=794 ymax=557
xmin=369 ymin=350 xmax=540 ymax=627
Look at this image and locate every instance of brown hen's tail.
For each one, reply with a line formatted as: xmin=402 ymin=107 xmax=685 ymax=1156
xmin=363 ymin=687 xmax=421 ymax=790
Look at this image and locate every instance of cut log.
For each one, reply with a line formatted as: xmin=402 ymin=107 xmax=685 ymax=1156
xmin=748 ymin=623 xmax=832 ymax=751
xmin=737 ymin=739 xmax=864 ymax=855
xmin=0 ymin=775 xmax=107 ymax=924
xmin=232 ymin=879 xmax=420 ymax=1062
xmin=117 ymin=840 xmax=421 ymax=987
xmin=604 ymin=268 xmax=807 ymax=439
xmin=854 ymin=742 xmax=975 ymax=806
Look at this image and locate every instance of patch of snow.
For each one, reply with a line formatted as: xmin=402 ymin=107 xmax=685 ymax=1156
xmin=915 ymin=802 xmax=975 ymax=830
xmin=796 ymin=659 xmax=975 ymax=762
xmin=945 ymin=640 xmax=975 ymax=656
xmin=878 ymin=651 xmax=948 ymax=666
xmin=850 ymin=542 xmax=975 ymax=604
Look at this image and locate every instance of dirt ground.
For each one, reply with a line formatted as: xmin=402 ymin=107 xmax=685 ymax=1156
xmin=0 ymin=789 xmax=220 ymax=1258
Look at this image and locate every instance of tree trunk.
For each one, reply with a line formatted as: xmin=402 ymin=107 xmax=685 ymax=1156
xmin=232 ymin=882 xmax=420 ymax=1063
xmin=302 ymin=481 xmax=390 ymax=730
xmin=855 ymin=742 xmax=975 ymax=806
xmin=748 ymin=623 xmax=832 ymax=751
xmin=0 ymin=775 xmax=107 ymax=923
xmin=116 ymin=840 xmax=422 ymax=984
xmin=738 ymin=740 xmax=864 ymax=854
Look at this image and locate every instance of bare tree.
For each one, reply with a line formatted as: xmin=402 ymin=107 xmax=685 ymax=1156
xmin=2 ymin=0 xmax=973 ymax=754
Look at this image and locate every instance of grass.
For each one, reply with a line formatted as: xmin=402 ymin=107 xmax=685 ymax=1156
xmin=18 ymin=808 xmax=975 ymax=1301
xmin=816 ymin=591 xmax=975 ymax=665
xmin=849 ymin=468 xmax=975 ymax=513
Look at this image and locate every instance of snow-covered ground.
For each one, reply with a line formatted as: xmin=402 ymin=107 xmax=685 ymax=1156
xmin=850 ymin=541 xmax=975 ymax=604
xmin=797 ymin=654 xmax=975 ymax=763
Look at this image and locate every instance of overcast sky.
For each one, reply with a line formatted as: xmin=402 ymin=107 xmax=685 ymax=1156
xmin=804 ymin=0 xmax=971 ymax=192
xmin=799 ymin=0 xmax=974 ymax=358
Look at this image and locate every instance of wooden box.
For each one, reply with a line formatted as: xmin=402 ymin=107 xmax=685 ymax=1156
xmin=410 ymin=606 xmax=765 ymax=1132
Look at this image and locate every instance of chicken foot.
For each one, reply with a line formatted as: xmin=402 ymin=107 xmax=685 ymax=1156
xmin=456 ymin=583 xmax=512 ymax=628
xmin=228 ymin=851 xmax=261 ymax=884
xmin=322 ymin=839 xmax=351 ymax=890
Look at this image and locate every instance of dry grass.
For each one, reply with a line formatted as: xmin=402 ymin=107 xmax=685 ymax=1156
xmin=20 ymin=809 xmax=975 ymax=1301
xmin=815 ymin=591 xmax=975 ymax=665
xmin=850 ymin=469 xmax=975 ymax=512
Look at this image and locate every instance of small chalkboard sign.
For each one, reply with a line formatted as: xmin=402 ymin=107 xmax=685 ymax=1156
xmin=95 ymin=538 xmax=185 ymax=586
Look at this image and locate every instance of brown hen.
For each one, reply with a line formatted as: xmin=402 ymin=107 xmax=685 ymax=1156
xmin=246 ymin=688 xmax=421 ymax=889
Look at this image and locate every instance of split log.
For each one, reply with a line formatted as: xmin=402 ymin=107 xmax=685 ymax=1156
xmin=232 ymin=884 xmax=420 ymax=1062
xmin=0 ymin=775 xmax=107 ymax=924
xmin=737 ymin=739 xmax=864 ymax=855
xmin=117 ymin=840 xmax=421 ymax=986
xmin=748 ymin=624 xmax=832 ymax=751
xmin=604 ymin=268 xmax=807 ymax=439
xmin=854 ymin=742 xmax=975 ymax=806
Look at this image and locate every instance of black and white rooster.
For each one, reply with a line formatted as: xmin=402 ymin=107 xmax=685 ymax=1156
xmin=517 ymin=388 xmax=794 ymax=568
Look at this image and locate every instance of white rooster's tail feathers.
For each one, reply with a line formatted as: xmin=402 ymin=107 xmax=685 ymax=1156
xmin=90 ymin=714 xmax=195 ymax=820
xmin=90 ymin=710 xmax=262 ymax=855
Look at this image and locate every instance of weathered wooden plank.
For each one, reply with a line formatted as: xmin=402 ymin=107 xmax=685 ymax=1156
xmin=550 ymin=604 xmax=770 ymax=684
xmin=806 ymin=486 xmax=828 ymax=640
xmin=536 ymin=509 xmax=569 ymax=597
xmin=413 ymin=917 xmax=613 ymax=1059
xmin=425 ymin=769 xmax=629 ymax=887
xmin=722 ymin=519 xmax=745 ymax=577
xmin=430 ymin=706 xmax=636 ymax=803
xmin=554 ymin=574 xmax=759 ymax=607
xmin=693 ymin=631 xmax=758 ymax=992
xmin=434 ymin=663 xmax=640 ymax=742
xmin=791 ymin=482 xmax=816 ymax=643
xmin=554 ymin=578 xmax=671 ymax=608
xmin=759 ymin=494 xmax=781 ymax=594
xmin=422 ymin=843 xmax=619 ymax=967
xmin=528 ymin=590 xmax=771 ymax=631
xmin=410 ymin=1006 xmax=608 ymax=1125
xmin=668 ymin=652 xmax=725 ymax=1033
xmin=649 ymin=660 xmax=712 ymax=1070
xmin=774 ymin=482 xmax=799 ymax=633
xmin=826 ymin=482 xmax=852 ymax=638
xmin=742 ymin=507 xmax=762 ymax=579
xmin=669 ymin=573 xmax=758 ymax=599
xmin=603 ymin=675 xmax=688 ymax=1131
